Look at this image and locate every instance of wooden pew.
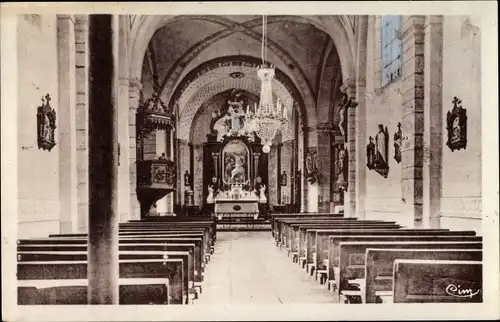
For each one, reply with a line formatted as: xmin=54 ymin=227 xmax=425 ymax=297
xmin=17 ymin=244 xmax=198 ymax=278
xmin=363 ymin=247 xmax=482 ymax=303
xmin=294 ymin=221 xmax=399 ymax=264
xmin=17 ymin=250 xmax=193 ymax=301
xmin=286 ymin=221 xmax=399 ymax=265
xmin=18 ymin=237 xmax=204 ymax=294
xmin=117 ymin=221 xmax=216 ymax=254
xmin=270 ymin=213 xmax=343 ymax=239
xmin=18 ymin=278 xmax=171 ymax=305
xmin=326 ymin=234 xmax=482 ymax=294
xmin=275 ymin=217 xmax=352 ymax=247
xmin=278 ymin=218 xmax=359 ymax=250
xmin=303 ymin=226 xmax=403 ymax=277
xmin=18 ymin=259 xmax=186 ymax=304
xmin=392 ymin=259 xmax=482 ymax=303
xmin=273 ymin=215 xmax=347 ymax=245
xmin=124 ymin=218 xmax=216 ymax=243
xmin=51 ymin=228 xmax=213 ymax=258
xmin=284 ymin=218 xmax=368 ymax=253
xmin=118 ymin=224 xmax=215 ymax=246
xmin=336 ymin=242 xmax=482 ymax=303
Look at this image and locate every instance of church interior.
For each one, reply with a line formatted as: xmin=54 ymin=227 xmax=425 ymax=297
xmin=3 ymin=12 xmax=493 ymax=310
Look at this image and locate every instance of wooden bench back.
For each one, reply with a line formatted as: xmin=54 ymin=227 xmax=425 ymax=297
xmin=18 ymin=259 xmax=186 ymax=304
xmin=326 ymin=235 xmax=483 ymax=289
xmin=293 ymin=223 xmax=400 ymax=253
xmin=365 ymin=247 xmax=482 ymax=303
xmin=284 ymin=221 xmax=398 ymax=249
xmin=17 ymin=240 xmax=203 ymax=283
xmin=274 ymin=216 xmax=350 ymax=240
xmin=393 ymin=259 xmax=482 ymax=303
xmin=18 ymin=278 xmax=171 ymax=305
xmin=17 ymin=250 xmax=193 ymax=293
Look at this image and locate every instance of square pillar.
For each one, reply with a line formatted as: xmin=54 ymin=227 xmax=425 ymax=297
xmin=316 ymin=123 xmax=333 ymax=212
xmin=118 ymin=15 xmax=131 ymax=223
xmin=75 ymin=15 xmax=89 ymax=233
xmin=423 ymin=15 xmax=443 ymax=229
xmin=355 ymin=16 xmax=369 ymax=220
xmin=128 ymin=78 xmax=142 ymax=220
xmin=87 ymin=14 xmax=120 ymax=305
xmin=57 ymin=15 xmax=78 ymax=233
xmin=343 ymin=79 xmax=358 ymax=217
xmin=401 ymin=16 xmax=426 ymax=228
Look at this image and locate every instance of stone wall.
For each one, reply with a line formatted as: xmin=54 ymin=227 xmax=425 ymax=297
xmin=440 ymin=16 xmax=482 ymax=233
xmin=363 ymin=16 xmax=406 ymax=226
xmin=17 ymin=15 xmax=61 ymax=238
xmin=359 ymin=15 xmax=482 ymax=233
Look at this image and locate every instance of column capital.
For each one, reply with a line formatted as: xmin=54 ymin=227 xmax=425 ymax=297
xmin=129 ymin=77 xmax=143 ymax=91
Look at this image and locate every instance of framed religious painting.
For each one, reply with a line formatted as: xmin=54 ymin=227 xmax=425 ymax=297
xmin=222 ymin=139 xmax=250 ymax=185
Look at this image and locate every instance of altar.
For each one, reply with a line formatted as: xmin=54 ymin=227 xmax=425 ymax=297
xmin=200 ymin=89 xmax=271 ymax=229
xmin=214 ymin=184 xmax=260 ymax=220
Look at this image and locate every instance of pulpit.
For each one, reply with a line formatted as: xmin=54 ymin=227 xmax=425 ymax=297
xmin=136 ymin=159 xmax=176 ymax=217
xmin=135 ymin=92 xmax=177 ymax=218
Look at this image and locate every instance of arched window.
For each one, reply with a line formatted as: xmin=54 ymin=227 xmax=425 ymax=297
xmin=381 ymin=16 xmax=403 ymax=87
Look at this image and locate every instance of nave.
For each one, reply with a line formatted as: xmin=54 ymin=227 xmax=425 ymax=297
xmin=16 ymin=213 xmax=483 ymax=306
xmin=196 ymin=231 xmax=334 ymax=305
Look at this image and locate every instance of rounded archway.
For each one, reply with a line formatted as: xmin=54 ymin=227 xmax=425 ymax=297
xmin=130 ymin=15 xmax=356 ymax=128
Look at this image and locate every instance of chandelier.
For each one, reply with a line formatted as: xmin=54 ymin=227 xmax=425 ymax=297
xmin=246 ymin=15 xmax=289 ymax=153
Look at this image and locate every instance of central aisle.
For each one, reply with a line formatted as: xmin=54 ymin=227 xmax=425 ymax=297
xmin=195 ymin=231 xmax=335 ymax=305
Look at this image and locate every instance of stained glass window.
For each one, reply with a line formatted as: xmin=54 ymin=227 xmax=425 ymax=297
xmin=381 ymin=16 xmax=403 ymax=87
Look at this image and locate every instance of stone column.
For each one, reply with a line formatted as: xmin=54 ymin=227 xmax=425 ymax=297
xmin=74 ymin=15 xmax=89 ymax=233
xmin=401 ymin=16 xmax=426 ymax=228
xmin=128 ymin=78 xmax=142 ymax=220
xmin=355 ymin=16 xmax=369 ymax=219
xmin=168 ymin=129 xmax=175 ymax=213
xmin=422 ymin=16 xmax=443 ymax=229
xmin=343 ymin=79 xmax=358 ymax=217
xmin=281 ymin=140 xmax=293 ymax=205
xmin=155 ymin=130 xmax=167 ymax=215
xmin=316 ymin=123 xmax=333 ymax=212
xmin=298 ymin=127 xmax=305 ymax=212
xmin=57 ymin=15 xmax=78 ymax=233
xmin=303 ymin=126 xmax=317 ymax=212
xmin=268 ymin=146 xmax=278 ymax=206
xmin=118 ymin=15 xmax=131 ymax=223
xmin=87 ymin=14 xmax=119 ymax=304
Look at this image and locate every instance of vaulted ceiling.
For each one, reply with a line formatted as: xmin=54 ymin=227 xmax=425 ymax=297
xmin=140 ymin=15 xmax=343 ymax=139
xmin=142 ymin=15 xmax=338 ymax=96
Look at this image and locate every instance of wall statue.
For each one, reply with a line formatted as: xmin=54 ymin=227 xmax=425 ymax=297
xmin=446 ymin=96 xmax=467 ymax=152
xmin=335 ymin=144 xmax=348 ymax=191
xmin=37 ymin=94 xmax=57 ymax=151
xmin=393 ymin=122 xmax=403 ymax=163
xmin=305 ymin=147 xmax=319 ymax=184
xmin=366 ymin=124 xmax=390 ymax=178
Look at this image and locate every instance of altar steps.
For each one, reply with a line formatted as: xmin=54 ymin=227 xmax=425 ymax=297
xmin=216 ymin=219 xmax=271 ymax=231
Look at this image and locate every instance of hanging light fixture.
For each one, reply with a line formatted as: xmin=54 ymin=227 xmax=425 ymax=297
xmin=247 ymin=15 xmax=289 ymax=153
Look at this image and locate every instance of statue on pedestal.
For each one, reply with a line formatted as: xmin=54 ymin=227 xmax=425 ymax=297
xmin=259 ymin=184 xmax=267 ymax=203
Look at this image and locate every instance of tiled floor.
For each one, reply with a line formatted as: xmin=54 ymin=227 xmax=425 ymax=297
xmin=195 ymin=231 xmax=335 ymax=305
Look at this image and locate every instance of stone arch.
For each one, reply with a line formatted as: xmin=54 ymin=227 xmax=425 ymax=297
xmin=129 ymin=15 xmax=357 ymax=125
xmin=131 ymin=15 xmax=316 ymax=126
xmin=176 ymin=67 xmax=297 ymax=142
xmin=174 ymin=57 xmax=303 ymax=114
xmin=315 ymin=41 xmax=343 ymax=122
